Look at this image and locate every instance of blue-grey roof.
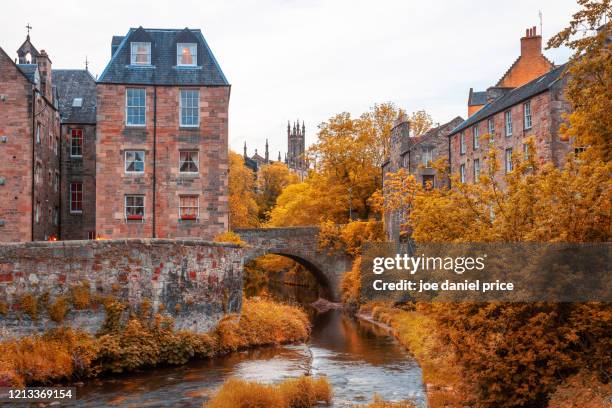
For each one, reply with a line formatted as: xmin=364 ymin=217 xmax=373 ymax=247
xmin=16 ymin=64 xmax=37 ymax=83
xmin=53 ymin=69 xmax=97 ymax=124
xmin=98 ymin=27 xmax=229 ymax=86
xmin=468 ymin=91 xmax=487 ymax=106
xmin=450 ymin=64 xmax=567 ymax=136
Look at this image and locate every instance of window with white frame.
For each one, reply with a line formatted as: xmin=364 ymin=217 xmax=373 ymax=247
xmin=125 ymin=195 xmax=145 ymax=221
xmin=473 ymin=159 xmax=480 ymax=182
xmin=179 ymin=195 xmax=199 ymax=220
xmin=460 ymin=132 xmax=466 ymax=154
xmin=402 ymin=153 xmax=409 ymax=168
xmin=459 ymin=164 xmax=466 ymax=183
xmin=422 ymin=147 xmax=434 ymax=167
xmin=504 ymin=110 xmax=513 ymax=136
xmin=70 ymin=182 xmax=83 ymax=213
xmin=130 ymin=42 xmax=151 ymax=65
xmin=55 ymin=136 xmax=59 ymax=155
xmin=53 ymin=206 xmax=59 ymax=226
xmin=523 ymin=143 xmax=530 ymax=161
xmin=180 ymin=89 xmax=199 ymax=127
xmin=487 ymin=118 xmax=495 ymax=142
xmin=54 ymin=171 xmax=59 ymax=193
xmin=35 ymin=162 xmax=42 ymax=184
xmin=177 ymin=43 xmax=197 ymax=66
xmin=505 ymin=148 xmax=513 ymax=173
xmin=125 ymin=150 xmax=145 ymax=173
xmin=472 ymin=125 xmax=479 ymax=149
xmin=36 ymin=123 xmax=41 ymax=144
xmin=179 ymin=150 xmax=199 ymax=173
xmin=523 ymin=101 xmax=532 ymax=129
xmin=126 ymin=89 xmax=146 ymax=126
xmin=71 ymin=129 xmax=83 ymax=157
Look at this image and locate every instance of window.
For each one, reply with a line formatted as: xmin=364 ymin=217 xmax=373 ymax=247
xmin=36 ymin=123 xmax=41 ymax=144
xmin=180 ymin=89 xmax=199 ymax=127
xmin=72 ymin=98 xmax=83 ymax=107
xmin=54 ymin=172 xmax=59 ymax=193
xmin=130 ymin=42 xmax=151 ymax=65
xmin=125 ymin=195 xmax=145 ymax=221
xmin=70 ymin=129 xmax=83 ymax=157
xmin=179 ymin=150 xmax=199 ymax=173
xmin=53 ymin=206 xmax=59 ymax=226
xmin=422 ymin=175 xmax=435 ymax=190
xmin=55 ymin=136 xmax=59 ymax=155
xmin=523 ymin=143 xmax=530 ymax=160
xmin=70 ymin=182 xmax=83 ymax=213
xmin=459 ymin=164 xmax=466 ymax=183
xmin=487 ymin=118 xmax=495 ymax=142
xmin=126 ymin=88 xmax=146 ymax=126
xmin=472 ymin=125 xmax=479 ymax=149
xmin=523 ymin=101 xmax=532 ymax=129
xmin=504 ymin=110 xmax=513 ymax=136
xmin=179 ymin=195 xmax=199 ymax=220
xmin=402 ymin=153 xmax=409 ymax=168
xmin=125 ymin=150 xmax=145 ymax=173
xmin=35 ymin=162 xmax=42 ymax=184
xmin=88 ymin=231 xmax=96 ymax=240
xmin=177 ymin=43 xmax=197 ymax=66
xmin=35 ymin=201 xmax=40 ymax=224
xmin=422 ymin=147 xmax=434 ymax=167
xmin=505 ymin=148 xmax=513 ymax=173
xmin=473 ymin=159 xmax=480 ymax=182
xmin=459 ymin=132 xmax=466 ymax=154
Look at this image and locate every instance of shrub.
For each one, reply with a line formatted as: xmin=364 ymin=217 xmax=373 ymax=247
xmin=356 ymin=394 xmax=416 ymax=407
xmin=204 ymin=375 xmax=332 ymax=408
xmin=213 ymin=231 xmax=245 ymax=246
xmin=0 ymin=300 xmax=8 ymax=316
xmin=70 ymin=281 xmax=91 ymax=310
xmin=215 ymin=297 xmax=310 ymax=353
xmin=340 ymin=256 xmax=362 ymax=309
xmin=47 ymin=296 xmax=70 ymax=323
xmin=18 ymin=293 xmax=38 ymax=321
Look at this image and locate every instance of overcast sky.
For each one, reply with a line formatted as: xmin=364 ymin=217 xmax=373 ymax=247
xmin=2 ymin=0 xmax=578 ymax=156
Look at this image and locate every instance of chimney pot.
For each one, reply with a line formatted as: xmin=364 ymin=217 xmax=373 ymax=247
xmin=526 ymin=28 xmax=529 ymax=37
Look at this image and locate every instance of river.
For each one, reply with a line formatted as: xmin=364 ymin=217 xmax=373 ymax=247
xmin=71 ymin=282 xmax=426 ymax=407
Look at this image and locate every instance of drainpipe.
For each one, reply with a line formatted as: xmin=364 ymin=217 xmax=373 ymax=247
xmin=447 ymin=135 xmax=452 ymax=189
xmin=58 ymin=123 xmax=62 ymax=240
xmin=152 ymin=85 xmax=157 ymax=238
xmin=31 ymin=86 xmax=36 ymax=241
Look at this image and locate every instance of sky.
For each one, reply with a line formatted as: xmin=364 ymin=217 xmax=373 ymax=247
xmin=2 ymin=0 xmax=579 ymax=156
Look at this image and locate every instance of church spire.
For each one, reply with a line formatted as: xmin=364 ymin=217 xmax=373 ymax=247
xmin=243 ymin=141 xmax=247 ymax=159
xmin=265 ymin=139 xmax=269 ymax=162
xmin=278 ymin=151 xmax=281 ymax=161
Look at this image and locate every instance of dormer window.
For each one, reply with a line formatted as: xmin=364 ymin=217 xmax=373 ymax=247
xmin=131 ymin=42 xmax=151 ymax=65
xmin=177 ymin=43 xmax=197 ymax=66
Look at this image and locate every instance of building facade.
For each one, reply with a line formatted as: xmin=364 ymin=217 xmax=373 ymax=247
xmin=382 ymin=115 xmax=463 ymax=242
xmin=0 ymin=36 xmax=61 ymax=242
xmin=53 ymin=69 xmax=97 ymax=240
xmin=95 ymin=27 xmax=230 ymax=239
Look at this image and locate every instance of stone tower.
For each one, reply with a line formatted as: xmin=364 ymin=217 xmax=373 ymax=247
xmin=286 ymin=120 xmax=306 ymax=171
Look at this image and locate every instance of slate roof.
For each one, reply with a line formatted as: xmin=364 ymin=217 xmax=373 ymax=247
xmin=450 ymin=64 xmax=566 ymax=136
xmin=468 ymin=90 xmax=487 ymax=106
xmin=53 ymin=69 xmax=97 ymax=124
xmin=402 ymin=116 xmax=464 ymax=153
xmin=16 ymin=64 xmax=38 ymax=83
xmin=98 ymin=27 xmax=229 ymax=86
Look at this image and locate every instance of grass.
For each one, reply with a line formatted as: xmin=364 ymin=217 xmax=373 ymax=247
xmin=204 ymin=375 xmax=332 ymax=408
xmin=355 ymin=394 xmax=416 ymax=407
xmin=359 ymin=302 xmax=464 ymax=408
xmin=0 ymin=297 xmax=310 ymax=387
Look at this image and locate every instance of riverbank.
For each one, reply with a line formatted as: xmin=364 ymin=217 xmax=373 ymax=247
xmin=0 ymin=297 xmax=310 ymax=388
xmin=357 ymin=303 xmax=464 ymax=407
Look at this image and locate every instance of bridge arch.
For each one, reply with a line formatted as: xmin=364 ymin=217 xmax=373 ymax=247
xmin=236 ymin=227 xmax=353 ymax=302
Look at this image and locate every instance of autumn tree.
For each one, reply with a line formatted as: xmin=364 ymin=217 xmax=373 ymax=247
xmin=409 ymin=109 xmax=433 ymax=136
xmin=228 ymin=151 xmax=259 ymax=229
xmin=255 ymin=162 xmax=299 ymax=222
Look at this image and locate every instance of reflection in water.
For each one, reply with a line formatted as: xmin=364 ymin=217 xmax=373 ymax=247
xmin=71 ymin=282 xmax=425 ymax=407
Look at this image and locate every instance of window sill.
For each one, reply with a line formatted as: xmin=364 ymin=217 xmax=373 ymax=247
xmin=125 ymin=171 xmax=145 ymax=175
xmin=173 ymin=65 xmax=202 ymax=70
xmin=125 ymin=124 xmax=146 ymax=128
xmin=179 ymin=126 xmax=200 ymax=130
xmin=179 ymin=173 xmax=200 ymax=177
xmin=70 ymin=155 xmax=83 ymax=159
xmin=70 ymin=211 xmax=83 ymax=215
xmin=126 ymin=64 xmax=155 ymax=69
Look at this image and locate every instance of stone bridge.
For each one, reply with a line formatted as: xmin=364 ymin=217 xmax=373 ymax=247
xmin=235 ymin=227 xmax=353 ymax=301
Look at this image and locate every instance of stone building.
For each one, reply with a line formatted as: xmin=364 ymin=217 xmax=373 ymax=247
xmin=382 ymin=114 xmax=463 ymax=242
xmin=467 ymin=27 xmax=554 ymax=117
xmin=53 ymin=69 xmax=97 ymax=240
xmin=449 ymin=64 xmax=570 ymax=187
xmin=95 ymin=27 xmax=230 ymax=240
xmin=0 ymin=35 xmax=61 ymax=242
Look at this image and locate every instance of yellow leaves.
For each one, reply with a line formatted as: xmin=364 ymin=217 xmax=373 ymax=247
xmin=228 ymin=151 xmax=259 ymax=229
xmin=213 ymin=231 xmax=245 ymax=246
xmin=256 ymin=162 xmax=299 ymax=221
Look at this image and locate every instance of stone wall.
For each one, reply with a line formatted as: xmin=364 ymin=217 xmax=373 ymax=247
xmin=0 ymin=239 xmax=243 ymax=339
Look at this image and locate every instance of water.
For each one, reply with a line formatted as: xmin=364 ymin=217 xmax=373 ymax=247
xmin=71 ymin=309 xmax=426 ymax=407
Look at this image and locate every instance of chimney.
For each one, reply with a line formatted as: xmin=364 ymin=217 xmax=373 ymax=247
xmin=36 ymin=50 xmax=52 ymax=101
xmin=520 ymin=26 xmax=542 ymax=59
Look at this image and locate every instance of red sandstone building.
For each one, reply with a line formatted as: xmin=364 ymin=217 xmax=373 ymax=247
xmin=95 ymin=27 xmax=230 ymax=239
xmin=449 ymin=27 xmax=571 ymax=187
xmin=0 ymin=36 xmax=61 ymax=242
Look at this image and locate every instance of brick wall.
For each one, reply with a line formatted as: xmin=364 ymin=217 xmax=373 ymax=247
xmin=60 ymin=124 xmax=96 ymax=240
xmin=96 ymin=84 xmax=229 ymax=240
xmin=0 ymin=239 xmax=243 ymax=339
